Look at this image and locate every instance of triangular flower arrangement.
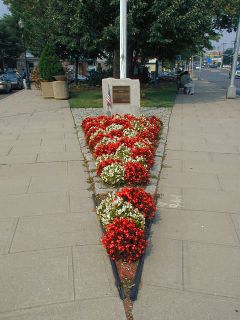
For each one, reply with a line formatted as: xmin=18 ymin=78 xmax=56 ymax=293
xmin=81 ymin=114 xmax=162 ymax=316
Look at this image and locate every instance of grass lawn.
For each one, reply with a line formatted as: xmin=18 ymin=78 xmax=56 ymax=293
xmin=141 ymin=83 xmax=177 ymax=108
xmin=69 ymin=82 xmax=177 ymax=108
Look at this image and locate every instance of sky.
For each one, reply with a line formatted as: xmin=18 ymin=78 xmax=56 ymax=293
xmin=0 ymin=0 xmax=237 ymax=51
xmin=212 ymin=30 xmax=237 ymax=50
xmin=0 ymin=0 xmax=9 ymax=17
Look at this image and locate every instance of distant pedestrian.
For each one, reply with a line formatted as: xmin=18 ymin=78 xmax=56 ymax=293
xmin=21 ymin=69 xmax=27 ymax=89
xmin=180 ymin=71 xmax=194 ymax=95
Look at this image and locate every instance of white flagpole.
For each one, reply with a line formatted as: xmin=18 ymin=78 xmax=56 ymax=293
xmin=120 ymin=0 xmax=127 ymax=79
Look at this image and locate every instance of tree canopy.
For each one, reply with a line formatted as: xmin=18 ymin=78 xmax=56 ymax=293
xmin=3 ymin=0 xmax=240 ymax=74
xmin=0 ymin=14 xmax=23 ymax=70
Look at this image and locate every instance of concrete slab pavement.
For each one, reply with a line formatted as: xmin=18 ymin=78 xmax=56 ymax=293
xmin=0 ymin=90 xmax=126 ymax=319
xmin=133 ymin=80 xmax=240 ymax=318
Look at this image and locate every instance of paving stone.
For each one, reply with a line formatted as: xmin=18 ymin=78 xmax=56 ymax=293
xmin=10 ymin=145 xmax=66 ymax=155
xmin=164 ymin=150 xmax=212 ymax=161
xmin=16 ymin=137 xmax=42 ymax=146
xmin=133 ymin=286 xmax=240 ymax=320
xmin=0 ymin=146 xmax=12 ymax=156
xmin=142 ymin=238 xmax=182 ymax=289
xmin=0 ymin=218 xmax=17 ymax=254
xmin=153 ymin=209 xmax=239 ymax=245
xmin=180 ymin=141 xmax=239 ymax=154
xmin=0 ymin=248 xmax=74 ymax=313
xmin=0 ymin=177 xmax=30 ymax=195
xmin=160 ymin=170 xmax=220 ymax=190
xmin=183 ymin=159 xmax=240 ymax=176
xmin=28 ymin=175 xmax=88 ymax=193
xmin=0 ymin=162 xmax=68 ymax=178
xmin=184 ymin=242 xmax=240 ymax=298
xmin=0 ymin=192 xmax=68 ymax=218
xmin=73 ymin=245 xmax=117 ymax=300
xmin=69 ymin=191 xmax=95 ymax=213
xmin=0 ymin=154 xmax=37 ymax=165
xmin=11 ymin=213 xmax=101 ymax=252
xmin=218 ymin=176 xmax=240 ymax=192
xmin=67 ymin=160 xmax=88 ymax=176
xmin=162 ymin=159 xmax=183 ymax=172
xmin=156 ymin=185 xmax=183 ymax=210
xmin=37 ymin=152 xmax=83 ymax=162
xmin=231 ymin=215 xmax=240 ymax=243
xmin=0 ymin=297 xmax=126 ymax=320
xmin=182 ymin=188 xmax=240 ymax=214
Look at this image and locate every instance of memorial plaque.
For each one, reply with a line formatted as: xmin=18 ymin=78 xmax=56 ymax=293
xmin=112 ymin=86 xmax=130 ymax=104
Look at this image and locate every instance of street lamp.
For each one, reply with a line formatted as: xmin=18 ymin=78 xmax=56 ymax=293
xmin=227 ymin=17 xmax=240 ymax=99
xmin=18 ymin=19 xmax=31 ymax=89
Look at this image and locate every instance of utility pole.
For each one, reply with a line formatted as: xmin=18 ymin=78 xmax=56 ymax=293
xmin=227 ymin=17 xmax=240 ymax=98
xmin=220 ymin=43 xmax=227 ymax=68
xmin=198 ymin=55 xmax=202 ymax=80
xmin=120 ymin=0 xmax=127 ymax=79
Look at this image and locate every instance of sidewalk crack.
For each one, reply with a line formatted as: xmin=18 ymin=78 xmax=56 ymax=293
xmin=8 ymin=217 xmax=20 ymax=254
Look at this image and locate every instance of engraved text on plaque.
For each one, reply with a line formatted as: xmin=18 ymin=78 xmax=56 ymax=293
xmin=112 ymin=86 xmax=130 ymax=104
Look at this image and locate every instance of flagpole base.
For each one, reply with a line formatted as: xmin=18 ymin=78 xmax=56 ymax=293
xmin=226 ymin=85 xmax=237 ymax=99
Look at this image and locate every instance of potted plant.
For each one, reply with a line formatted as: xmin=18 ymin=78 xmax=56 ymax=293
xmin=39 ymin=44 xmax=67 ymax=98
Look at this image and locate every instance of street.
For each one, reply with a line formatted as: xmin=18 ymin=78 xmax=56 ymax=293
xmin=195 ymin=68 xmax=240 ymax=96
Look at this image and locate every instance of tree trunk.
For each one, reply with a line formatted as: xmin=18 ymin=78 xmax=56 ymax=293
xmin=113 ymin=49 xmax=120 ymax=79
xmin=155 ymin=59 xmax=159 ymax=79
xmin=75 ymin=56 xmax=79 ymax=84
xmin=127 ymin=42 xmax=134 ymax=78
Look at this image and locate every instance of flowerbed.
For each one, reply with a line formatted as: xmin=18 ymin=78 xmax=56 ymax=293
xmin=97 ymin=187 xmax=156 ymax=262
xmin=82 ymin=114 xmax=162 ymax=186
xmin=81 ymin=114 xmax=161 ymax=308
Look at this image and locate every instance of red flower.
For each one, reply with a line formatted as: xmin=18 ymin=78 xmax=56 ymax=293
xmin=101 ymin=218 xmax=147 ymax=262
xmin=131 ymin=147 xmax=154 ymax=168
xmin=124 ymin=162 xmax=150 ymax=185
xmin=94 ymin=141 xmax=121 ymax=158
xmin=116 ymin=187 xmax=156 ymax=220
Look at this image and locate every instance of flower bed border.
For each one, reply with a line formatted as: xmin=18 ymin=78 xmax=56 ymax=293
xmin=72 ymin=108 xmax=172 ymax=302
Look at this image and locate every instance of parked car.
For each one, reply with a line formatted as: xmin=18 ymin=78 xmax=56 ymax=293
xmin=209 ymin=64 xmax=218 ymax=68
xmin=4 ymin=72 xmax=23 ymax=89
xmin=0 ymin=75 xmax=12 ymax=93
xmin=158 ymin=71 xmax=177 ymax=82
xmin=68 ymin=73 xmax=89 ymax=83
xmin=235 ymin=67 xmax=240 ymax=78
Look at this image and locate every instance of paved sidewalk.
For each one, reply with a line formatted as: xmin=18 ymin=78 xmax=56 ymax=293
xmin=0 ymin=90 xmax=125 ymax=319
xmin=133 ymin=80 xmax=240 ymax=319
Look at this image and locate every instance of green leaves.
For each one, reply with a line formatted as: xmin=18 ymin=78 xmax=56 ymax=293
xmin=0 ymin=15 xmax=23 ymax=69
xmin=3 ymin=0 xmax=240 ymax=72
xmin=38 ymin=44 xmax=64 ymax=81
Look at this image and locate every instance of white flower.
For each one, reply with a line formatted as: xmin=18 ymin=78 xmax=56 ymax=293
xmin=106 ymin=124 xmax=123 ymax=132
xmin=96 ymin=192 xmax=145 ymax=229
xmin=101 ymin=163 xmax=125 ymax=186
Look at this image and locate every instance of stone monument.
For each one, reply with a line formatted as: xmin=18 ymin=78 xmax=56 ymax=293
xmin=102 ymin=78 xmax=140 ymax=115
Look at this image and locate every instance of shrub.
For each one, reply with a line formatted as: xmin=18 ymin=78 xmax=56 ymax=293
xmin=38 ymin=44 xmax=64 ymax=81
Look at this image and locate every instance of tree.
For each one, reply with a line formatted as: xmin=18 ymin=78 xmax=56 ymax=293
xmin=4 ymin=0 xmax=240 ymax=77
xmin=3 ymin=0 xmax=51 ymax=56
xmin=38 ymin=44 xmax=64 ymax=81
xmin=0 ymin=15 xmax=23 ymax=69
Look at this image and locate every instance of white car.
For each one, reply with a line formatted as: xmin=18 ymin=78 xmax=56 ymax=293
xmin=235 ymin=67 xmax=240 ymax=78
